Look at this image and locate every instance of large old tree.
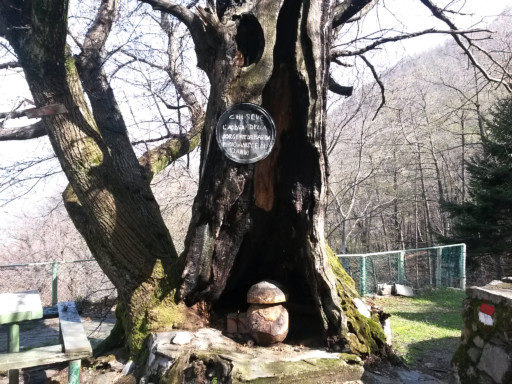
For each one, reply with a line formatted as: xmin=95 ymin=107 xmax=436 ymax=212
xmin=0 ymin=0 xmax=508 ymax=359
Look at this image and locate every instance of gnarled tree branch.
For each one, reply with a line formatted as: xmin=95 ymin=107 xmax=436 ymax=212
xmin=0 ymin=60 xmax=19 ymax=70
xmin=0 ymin=121 xmax=45 ymax=141
xmin=419 ymin=0 xmax=511 ymax=92
xmin=328 ymin=75 xmax=353 ymax=96
xmin=330 ymin=28 xmax=490 ymax=59
xmin=138 ymin=0 xmax=207 ymax=56
xmin=332 ymin=0 xmax=374 ymax=29
xmin=138 ymin=117 xmax=203 ymax=179
xmin=360 ymin=55 xmax=385 ymax=120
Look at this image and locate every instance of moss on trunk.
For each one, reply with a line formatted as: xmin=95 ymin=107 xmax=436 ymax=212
xmin=326 ymin=245 xmax=388 ymax=356
xmin=123 ymin=260 xmax=190 ymax=358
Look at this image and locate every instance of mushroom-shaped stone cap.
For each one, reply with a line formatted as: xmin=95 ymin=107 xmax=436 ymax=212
xmin=247 ymin=281 xmax=286 ymax=304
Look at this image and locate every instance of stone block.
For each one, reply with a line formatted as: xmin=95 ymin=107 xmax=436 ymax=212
xmin=172 ymin=331 xmax=194 ymax=345
xmin=467 ymin=347 xmax=481 ymax=363
xmin=477 ymin=344 xmax=511 ymax=383
xmin=392 ymin=284 xmax=414 ymax=297
xmin=473 ymin=335 xmax=484 ymax=349
xmin=226 ymin=312 xmax=249 ymax=334
xmin=353 ymin=298 xmax=371 ymax=318
xmin=247 ymin=304 xmax=288 ymax=345
xmin=382 ymin=318 xmax=393 ymax=346
xmin=467 ymin=280 xmax=512 ymax=305
xmin=377 ymin=283 xmax=392 ymax=296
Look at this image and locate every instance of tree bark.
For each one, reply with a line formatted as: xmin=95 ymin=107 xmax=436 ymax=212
xmin=0 ymin=0 xmax=189 ymax=356
xmin=1 ymin=0 xmax=387 ymax=358
xmin=179 ymin=0 xmax=386 ymax=354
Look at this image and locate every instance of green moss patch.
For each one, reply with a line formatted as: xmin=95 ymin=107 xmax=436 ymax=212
xmin=326 ymin=244 xmax=387 ymax=356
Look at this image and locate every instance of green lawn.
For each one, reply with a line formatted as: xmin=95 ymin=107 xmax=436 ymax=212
xmin=374 ymin=288 xmax=466 ymax=364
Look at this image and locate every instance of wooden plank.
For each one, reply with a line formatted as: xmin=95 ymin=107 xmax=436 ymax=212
xmin=0 ymin=291 xmax=43 ymax=325
xmin=0 ymin=345 xmax=89 ymax=371
xmin=57 ymin=302 xmax=92 ymax=355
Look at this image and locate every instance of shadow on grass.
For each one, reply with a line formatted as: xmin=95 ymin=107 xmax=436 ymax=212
xmin=412 ymin=288 xmax=466 ymax=308
xmin=405 ymin=335 xmax=460 ymax=370
xmin=391 ymin=310 xmax=462 ymax=331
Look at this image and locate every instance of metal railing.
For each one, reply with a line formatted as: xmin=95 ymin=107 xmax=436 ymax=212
xmin=0 ymin=258 xmax=115 ymax=307
xmin=338 ymin=244 xmax=466 ymax=295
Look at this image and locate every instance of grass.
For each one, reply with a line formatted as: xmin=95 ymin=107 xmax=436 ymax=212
xmin=374 ymin=287 xmax=466 ymax=365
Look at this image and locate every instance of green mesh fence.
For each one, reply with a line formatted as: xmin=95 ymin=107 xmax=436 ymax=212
xmin=338 ymin=244 xmax=466 ymax=295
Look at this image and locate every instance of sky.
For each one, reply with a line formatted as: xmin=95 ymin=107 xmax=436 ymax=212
xmin=0 ymin=0 xmax=510 ymax=239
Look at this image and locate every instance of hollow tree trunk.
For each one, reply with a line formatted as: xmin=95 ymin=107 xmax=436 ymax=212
xmin=179 ymin=0 xmax=386 ymax=354
xmin=1 ymin=0 xmax=387 ymax=358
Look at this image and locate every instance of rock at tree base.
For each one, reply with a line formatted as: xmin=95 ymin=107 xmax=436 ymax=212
xmin=144 ymin=328 xmax=364 ymax=383
xmin=247 ymin=303 xmax=289 ymax=346
xmin=172 ymin=331 xmax=194 ymax=345
xmin=452 ymin=279 xmax=512 ymax=384
xmin=377 ymin=283 xmax=392 ymax=296
xmin=382 ymin=318 xmax=393 ymax=346
xmin=247 ymin=281 xmax=287 ymax=304
xmin=392 ymin=284 xmax=414 ymax=297
xmin=353 ymin=298 xmax=371 ymax=318
xmin=226 ymin=312 xmax=249 ymax=334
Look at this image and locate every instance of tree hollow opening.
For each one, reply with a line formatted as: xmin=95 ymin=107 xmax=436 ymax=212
xmin=213 ymin=243 xmax=327 ymax=347
xmin=235 ymin=14 xmax=265 ymax=67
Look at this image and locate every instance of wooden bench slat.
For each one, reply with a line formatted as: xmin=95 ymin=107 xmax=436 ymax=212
xmin=0 ymin=291 xmax=43 ymax=325
xmin=57 ymin=302 xmax=92 ymax=355
xmin=0 ymin=345 xmax=89 ymax=371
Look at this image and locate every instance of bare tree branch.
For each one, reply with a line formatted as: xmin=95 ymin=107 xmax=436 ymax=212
xmin=360 ymin=55 xmax=385 ymax=120
xmin=419 ymin=0 xmax=512 ymax=92
xmin=81 ymin=0 xmax=116 ymax=56
xmin=121 ymin=49 xmax=167 ymax=71
xmin=138 ymin=0 xmax=206 ymax=45
xmin=138 ymin=116 xmax=203 ymax=179
xmin=331 ymin=28 xmax=490 ymax=58
xmin=329 ymin=75 xmax=353 ymax=96
xmin=332 ymin=0 xmax=375 ymax=29
xmin=159 ymin=13 xmax=204 ymax=124
xmin=0 ymin=121 xmax=46 ymax=141
xmin=0 ymin=60 xmax=19 ymax=70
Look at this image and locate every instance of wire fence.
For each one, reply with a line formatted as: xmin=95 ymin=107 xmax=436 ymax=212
xmin=338 ymin=244 xmax=466 ymax=295
xmin=1 ymin=245 xmax=466 ymax=305
xmin=0 ymin=259 xmax=116 ymax=308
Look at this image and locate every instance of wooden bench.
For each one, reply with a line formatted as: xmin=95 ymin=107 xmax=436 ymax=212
xmin=0 ymin=301 xmax=92 ymax=384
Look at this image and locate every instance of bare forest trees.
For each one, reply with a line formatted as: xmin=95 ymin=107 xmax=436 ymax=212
xmin=326 ymin=12 xmax=512 ymax=257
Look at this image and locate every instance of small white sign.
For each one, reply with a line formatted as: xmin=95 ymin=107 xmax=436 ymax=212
xmin=478 ymin=311 xmax=494 ymax=326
